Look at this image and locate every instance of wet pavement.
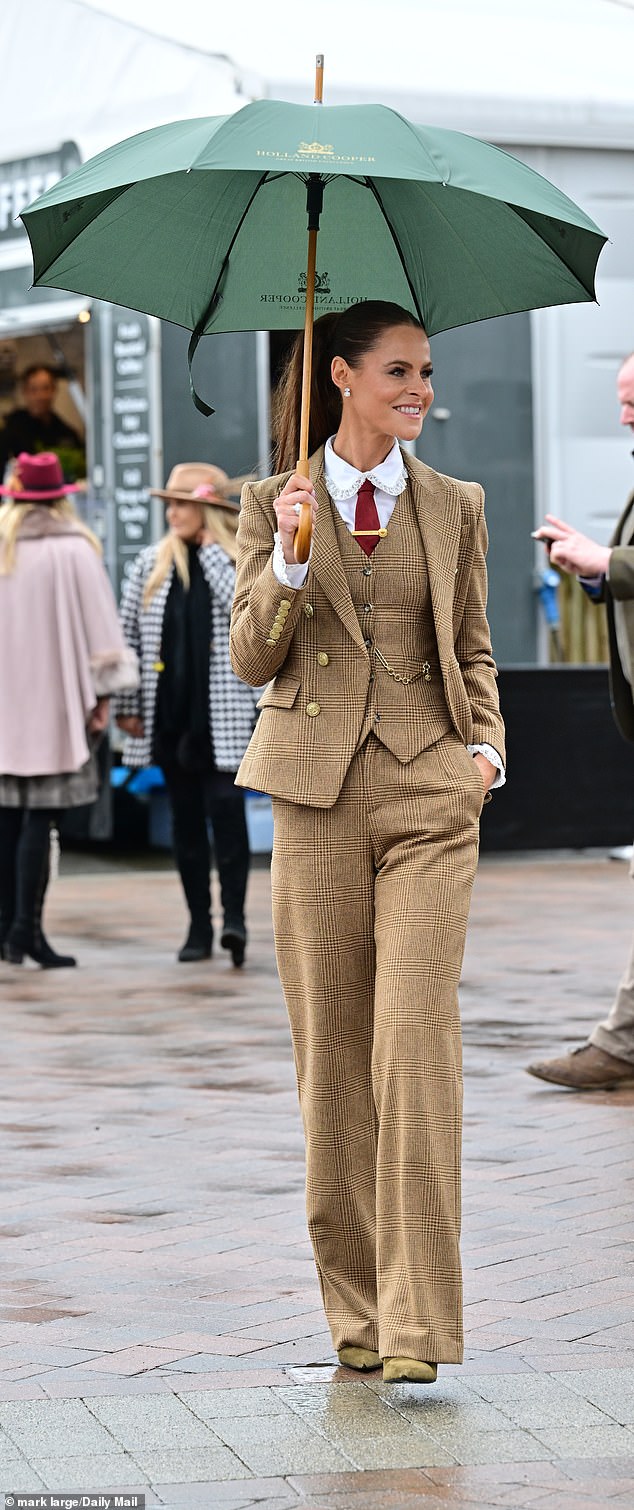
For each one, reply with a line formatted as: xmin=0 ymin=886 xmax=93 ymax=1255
xmin=0 ymin=849 xmax=633 ymax=1509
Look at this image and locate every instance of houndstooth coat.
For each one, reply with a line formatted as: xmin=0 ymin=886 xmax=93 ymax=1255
xmin=115 ymin=541 xmax=260 ymax=772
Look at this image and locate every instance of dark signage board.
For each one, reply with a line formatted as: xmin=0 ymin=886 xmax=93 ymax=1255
xmin=111 ymin=311 xmax=156 ymax=591
xmin=0 ymin=142 xmax=81 ymax=240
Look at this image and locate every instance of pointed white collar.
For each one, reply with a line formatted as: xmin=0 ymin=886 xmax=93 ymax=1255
xmin=323 ymin=435 xmax=407 ymax=501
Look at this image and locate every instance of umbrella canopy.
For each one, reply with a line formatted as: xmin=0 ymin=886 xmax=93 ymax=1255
xmin=22 ymin=98 xmax=606 ymax=342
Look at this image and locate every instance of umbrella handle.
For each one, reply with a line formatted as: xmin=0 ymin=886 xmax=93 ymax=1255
xmin=294 ymin=497 xmax=313 ymax=565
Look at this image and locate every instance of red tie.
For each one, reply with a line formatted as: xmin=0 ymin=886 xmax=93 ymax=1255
xmin=354 ymin=479 xmax=381 ymax=556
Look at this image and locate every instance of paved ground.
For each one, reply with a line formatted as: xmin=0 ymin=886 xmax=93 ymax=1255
xmin=1 ymin=848 xmax=633 ymax=1509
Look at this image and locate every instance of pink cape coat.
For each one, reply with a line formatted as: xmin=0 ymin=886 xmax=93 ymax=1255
xmin=0 ymin=509 xmax=138 ymax=777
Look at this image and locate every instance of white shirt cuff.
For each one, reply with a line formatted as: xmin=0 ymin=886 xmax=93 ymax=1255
xmin=467 ymin=743 xmax=506 ymax=789
xmin=272 ymin=532 xmax=310 ymax=588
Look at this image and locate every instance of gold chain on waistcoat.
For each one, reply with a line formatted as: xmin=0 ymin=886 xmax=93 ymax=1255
xmin=374 ymin=648 xmax=432 ymax=685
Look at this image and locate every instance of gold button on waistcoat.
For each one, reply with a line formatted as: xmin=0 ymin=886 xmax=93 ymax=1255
xmin=317 ymin=652 xmax=329 ymax=666
xmin=270 ymin=625 xmax=282 ymax=641
xmin=280 ymin=598 xmax=291 ymax=609
xmin=304 ymin=602 xmax=314 ymax=617
xmin=306 ymin=702 xmax=321 ymax=717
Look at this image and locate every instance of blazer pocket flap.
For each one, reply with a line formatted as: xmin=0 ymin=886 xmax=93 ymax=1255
xmin=257 ymin=674 xmax=301 ymax=710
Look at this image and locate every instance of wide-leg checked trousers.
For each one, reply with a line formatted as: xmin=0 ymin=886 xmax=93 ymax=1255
xmin=271 ymin=731 xmax=484 ymax=1364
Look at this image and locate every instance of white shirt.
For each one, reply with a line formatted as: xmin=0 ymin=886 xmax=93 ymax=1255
xmin=271 ymin=437 xmax=505 ymax=786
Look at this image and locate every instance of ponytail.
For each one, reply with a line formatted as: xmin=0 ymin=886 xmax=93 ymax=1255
xmin=272 ymin=301 xmax=423 ymax=474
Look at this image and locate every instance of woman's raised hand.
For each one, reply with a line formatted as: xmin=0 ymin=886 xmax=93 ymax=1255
xmin=274 ymin=473 xmax=318 ymax=565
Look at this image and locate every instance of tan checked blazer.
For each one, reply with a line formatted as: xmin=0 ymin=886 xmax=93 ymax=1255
xmin=230 ymin=446 xmax=505 ymax=808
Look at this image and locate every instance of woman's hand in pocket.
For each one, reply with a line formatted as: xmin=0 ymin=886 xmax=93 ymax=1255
xmin=472 ymin=752 xmax=497 ymax=794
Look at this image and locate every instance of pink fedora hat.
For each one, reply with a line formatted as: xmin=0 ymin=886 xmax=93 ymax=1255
xmin=0 ymin=451 xmax=81 ymax=501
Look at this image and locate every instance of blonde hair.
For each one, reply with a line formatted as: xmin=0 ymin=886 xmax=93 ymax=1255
xmin=143 ymin=501 xmax=239 ymax=607
xmin=0 ymin=498 xmax=101 ymax=575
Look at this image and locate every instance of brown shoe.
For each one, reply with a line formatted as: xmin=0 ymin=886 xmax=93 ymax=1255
xmin=526 ymin=1044 xmax=634 ymax=1090
xmin=337 ymin=1346 xmax=381 ymax=1371
xmin=383 ymin=1357 xmax=437 ymax=1384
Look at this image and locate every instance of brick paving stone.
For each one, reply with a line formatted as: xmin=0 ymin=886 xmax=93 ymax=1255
xmin=153 ymin=1482 xmax=302 ymax=1509
xmin=209 ymin=1413 xmax=355 ymax=1475
xmin=26 ymin=1453 xmax=153 ymax=1491
xmin=0 ymin=1459 xmax=48 ymax=1492
xmin=0 ymin=1396 xmax=123 ymax=1456
xmin=1 ymin=853 xmax=634 ymax=1508
xmin=126 ymin=1444 xmax=252 ymax=1482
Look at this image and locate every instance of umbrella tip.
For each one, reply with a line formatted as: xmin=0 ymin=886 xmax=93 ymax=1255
xmin=314 ymin=54 xmax=324 ymax=104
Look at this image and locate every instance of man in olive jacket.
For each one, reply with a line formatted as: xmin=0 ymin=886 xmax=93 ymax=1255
xmin=527 ymin=353 xmax=634 ymax=1090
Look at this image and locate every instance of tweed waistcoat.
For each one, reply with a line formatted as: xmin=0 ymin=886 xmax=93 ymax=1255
xmin=332 ymin=488 xmax=453 ymax=760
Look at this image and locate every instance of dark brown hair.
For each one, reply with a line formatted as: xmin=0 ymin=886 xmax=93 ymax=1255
xmin=272 ymin=300 xmax=424 ymax=473
xmin=20 ymin=364 xmax=59 ymax=387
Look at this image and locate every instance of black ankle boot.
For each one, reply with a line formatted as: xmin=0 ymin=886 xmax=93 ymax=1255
xmin=177 ymin=921 xmax=213 ymax=963
xmin=220 ymin=920 xmax=247 ymax=968
xmin=5 ymin=811 xmax=76 ymax=968
xmin=4 ymin=923 xmax=76 ymax=969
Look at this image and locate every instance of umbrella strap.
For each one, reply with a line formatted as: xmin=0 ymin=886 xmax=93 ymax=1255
xmin=187 ymin=324 xmax=215 ymax=418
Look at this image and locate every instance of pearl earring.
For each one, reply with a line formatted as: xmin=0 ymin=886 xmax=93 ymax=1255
xmin=343 ymin=386 xmax=351 ymax=397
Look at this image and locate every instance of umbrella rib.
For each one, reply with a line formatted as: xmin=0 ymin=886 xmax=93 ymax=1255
xmin=27 ymin=184 xmax=132 ymax=284
xmin=362 ymin=179 xmax=427 ymax=326
xmin=199 ymin=170 xmax=271 ymax=329
xmin=187 ymin=170 xmax=270 ymax=414
xmin=510 ymin=203 xmax=602 ymax=299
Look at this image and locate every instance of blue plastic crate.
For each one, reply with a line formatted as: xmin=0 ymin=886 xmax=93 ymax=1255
xmin=245 ymin=790 xmax=274 ymax=854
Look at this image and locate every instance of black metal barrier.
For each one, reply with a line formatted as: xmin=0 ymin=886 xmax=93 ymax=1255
xmin=482 ymin=666 xmax=634 ymax=852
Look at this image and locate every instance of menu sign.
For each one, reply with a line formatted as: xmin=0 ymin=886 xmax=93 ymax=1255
xmin=112 ymin=313 xmax=155 ymax=588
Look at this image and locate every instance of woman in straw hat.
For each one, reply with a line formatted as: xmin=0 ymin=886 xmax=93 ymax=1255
xmin=115 ymin=462 xmax=260 ymax=965
xmin=230 ymin=301 xmax=505 ymax=1384
xmin=0 ymin=451 xmax=138 ymax=967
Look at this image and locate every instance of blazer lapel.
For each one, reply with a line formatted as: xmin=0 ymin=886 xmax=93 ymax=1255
xmin=309 ymin=450 xmax=366 ymax=651
xmin=404 ymin=451 xmax=461 ymax=669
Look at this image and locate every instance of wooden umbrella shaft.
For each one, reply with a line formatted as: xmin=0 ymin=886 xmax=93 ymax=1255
xmin=293 ymin=54 xmax=325 ymax=566
xmin=295 ymin=179 xmax=323 ymax=564
xmin=298 ymin=227 xmax=318 ymax=469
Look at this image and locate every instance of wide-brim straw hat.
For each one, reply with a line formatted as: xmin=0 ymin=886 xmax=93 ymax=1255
xmin=150 ymin=462 xmax=244 ymax=512
xmin=0 ymin=451 xmax=82 ymax=501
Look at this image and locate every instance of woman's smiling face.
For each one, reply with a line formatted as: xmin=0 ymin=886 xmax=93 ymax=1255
xmin=333 ymin=324 xmax=434 ymax=444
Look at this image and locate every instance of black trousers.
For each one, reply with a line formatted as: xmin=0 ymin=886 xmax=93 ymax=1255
xmin=160 ymin=764 xmax=250 ymax=933
xmin=0 ymin=807 xmax=54 ymax=944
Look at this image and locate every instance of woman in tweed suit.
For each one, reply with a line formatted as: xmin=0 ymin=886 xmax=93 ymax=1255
xmin=116 ymin=463 xmax=260 ymax=965
xmin=230 ymin=302 xmax=505 ymax=1383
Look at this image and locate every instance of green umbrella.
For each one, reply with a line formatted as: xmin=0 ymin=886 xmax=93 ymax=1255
xmin=21 ymin=61 xmax=606 ymax=560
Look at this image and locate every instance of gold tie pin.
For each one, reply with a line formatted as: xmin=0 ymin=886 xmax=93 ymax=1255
xmin=350 ymin=527 xmax=388 ymax=537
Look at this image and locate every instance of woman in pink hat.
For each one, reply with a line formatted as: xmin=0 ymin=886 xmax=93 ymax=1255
xmin=0 ymin=452 xmax=138 ymax=967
